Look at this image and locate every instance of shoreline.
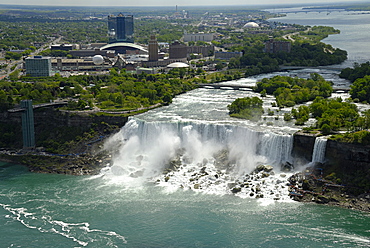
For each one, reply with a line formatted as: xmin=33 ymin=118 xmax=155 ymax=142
xmin=288 ymin=169 xmax=370 ymax=213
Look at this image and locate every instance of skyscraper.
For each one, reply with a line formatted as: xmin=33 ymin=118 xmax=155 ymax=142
xmin=108 ymin=14 xmax=134 ymax=43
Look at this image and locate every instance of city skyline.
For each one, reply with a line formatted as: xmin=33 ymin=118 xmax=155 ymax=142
xmin=0 ymin=0 xmax=367 ymax=7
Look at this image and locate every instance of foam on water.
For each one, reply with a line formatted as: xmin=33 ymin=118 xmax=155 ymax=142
xmin=102 ymin=118 xmax=296 ymax=202
xmin=0 ymin=203 xmax=127 ymax=247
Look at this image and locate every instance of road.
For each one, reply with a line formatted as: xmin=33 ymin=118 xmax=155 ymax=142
xmin=282 ymin=27 xmax=311 ymax=42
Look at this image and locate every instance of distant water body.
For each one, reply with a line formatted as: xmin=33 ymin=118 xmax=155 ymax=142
xmin=1 ymin=9 xmax=370 ymax=248
xmin=268 ymin=9 xmax=370 ymax=67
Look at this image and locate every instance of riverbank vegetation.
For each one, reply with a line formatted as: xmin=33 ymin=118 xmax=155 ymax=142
xmin=339 ymin=61 xmax=370 ymax=82
xmin=253 ymin=73 xmax=332 ymax=107
xmin=339 ymin=62 xmax=370 ymax=103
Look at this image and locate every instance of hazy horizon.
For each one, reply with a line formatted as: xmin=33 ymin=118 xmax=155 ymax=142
xmin=0 ymin=0 xmax=368 ymax=7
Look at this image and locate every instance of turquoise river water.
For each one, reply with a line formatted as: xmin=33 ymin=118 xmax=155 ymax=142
xmin=1 ymin=8 xmax=370 ymax=248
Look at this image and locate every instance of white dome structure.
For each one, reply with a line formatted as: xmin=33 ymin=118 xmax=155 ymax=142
xmin=167 ymin=62 xmax=189 ymax=68
xmin=93 ymin=55 xmax=104 ymax=65
xmin=243 ymin=22 xmax=259 ymax=28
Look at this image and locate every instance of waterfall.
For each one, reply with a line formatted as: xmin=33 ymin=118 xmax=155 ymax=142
xmin=259 ymin=132 xmax=293 ymax=166
xmin=311 ymin=137 xmax=327 ymax=163
xmin=104 ymin=118 xmax=293 ymax=178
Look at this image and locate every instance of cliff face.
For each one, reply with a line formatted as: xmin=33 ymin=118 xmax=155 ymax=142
xmin=2 ymin=108 xmax=128 ymax=128
xmin=292 ymin=132 xmax=316 ymax=165
xmin=0 ymin=108 xmax=128 ymax=149
xmin=324 ymin=140 xmax=370 ymax=193
xmin=292 ymin=133 xmax=370 ymax=194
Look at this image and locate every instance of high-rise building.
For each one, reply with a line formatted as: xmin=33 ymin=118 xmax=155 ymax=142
xmin=148 ymin=35 xmax=159 ymax=61
xmin=25 ymin=56 xmax=52 ymax=77
xmin=169 ymin=41 xmax=187 ymax=59
xmin=108 ymin=14 xmax=134 ymax=43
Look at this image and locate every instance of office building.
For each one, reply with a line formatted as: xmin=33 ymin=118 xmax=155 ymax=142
xmin=169 ymin=41 xmax=187 ymax=59
xmin=183 ymin=33 xmax=215 ymax=42
xmin=108 ymin=14 xmax=134 ymax=43
xmin=25 ymin=56 xmax=52 ymax=77
xmin=188 ymin=45 xmax=214 ymax=57
xmin=51 ymin=44 xmax=73 ymax=51
xmin=148 ymin=35 xmax=159 ymax=61
xmin=265 ymin=39 xmax=291 ymax=53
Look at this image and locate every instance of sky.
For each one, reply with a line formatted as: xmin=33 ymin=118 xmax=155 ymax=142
xmin=0 ymin=0 xmax=366 ymax=7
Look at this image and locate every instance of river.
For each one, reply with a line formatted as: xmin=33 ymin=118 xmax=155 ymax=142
xmin=1 ymin=9 xmax=370 ymax=248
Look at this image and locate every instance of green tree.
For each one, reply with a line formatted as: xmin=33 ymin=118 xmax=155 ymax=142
xmin=350 ymin=75 xmax=370 ymax=103
xmin=228 ymin=97 xmax=263 ymax=121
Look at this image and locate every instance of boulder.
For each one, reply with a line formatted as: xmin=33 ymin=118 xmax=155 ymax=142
xmin=281 ymin=161 xmax=294 ymax=172
xmin=231 ymin=187 xmax=242 ymax=193
xmin=255 ymin=164 xmax=274 ymax=173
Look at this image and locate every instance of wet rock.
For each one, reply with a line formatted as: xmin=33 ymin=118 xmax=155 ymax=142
xmin=213 ymin=149 xmax=230 ymax=169
xmin=316 ymin=195 xmax=330 ymax=204
xmin=281 ymin=161 xmax=294 ymax=172
xmin=200 ymin=167 xmax=208 ymax=176
xmin=255 ymin=164 xmax=273 ymax=173
xmin=241 ymin=183 xmax=249 ymax=188
xmin=194 ymin=184 xmax=200 ymax=189
xmin=261 ymin=172 xmax=270 ymax=178
xmin=165 ymin=176 xmax=170 ymax=182
xmin=302 ymin=179 xmax=314 ymax=191
xmin=231 ymin=187 xmax=242 ymax=194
